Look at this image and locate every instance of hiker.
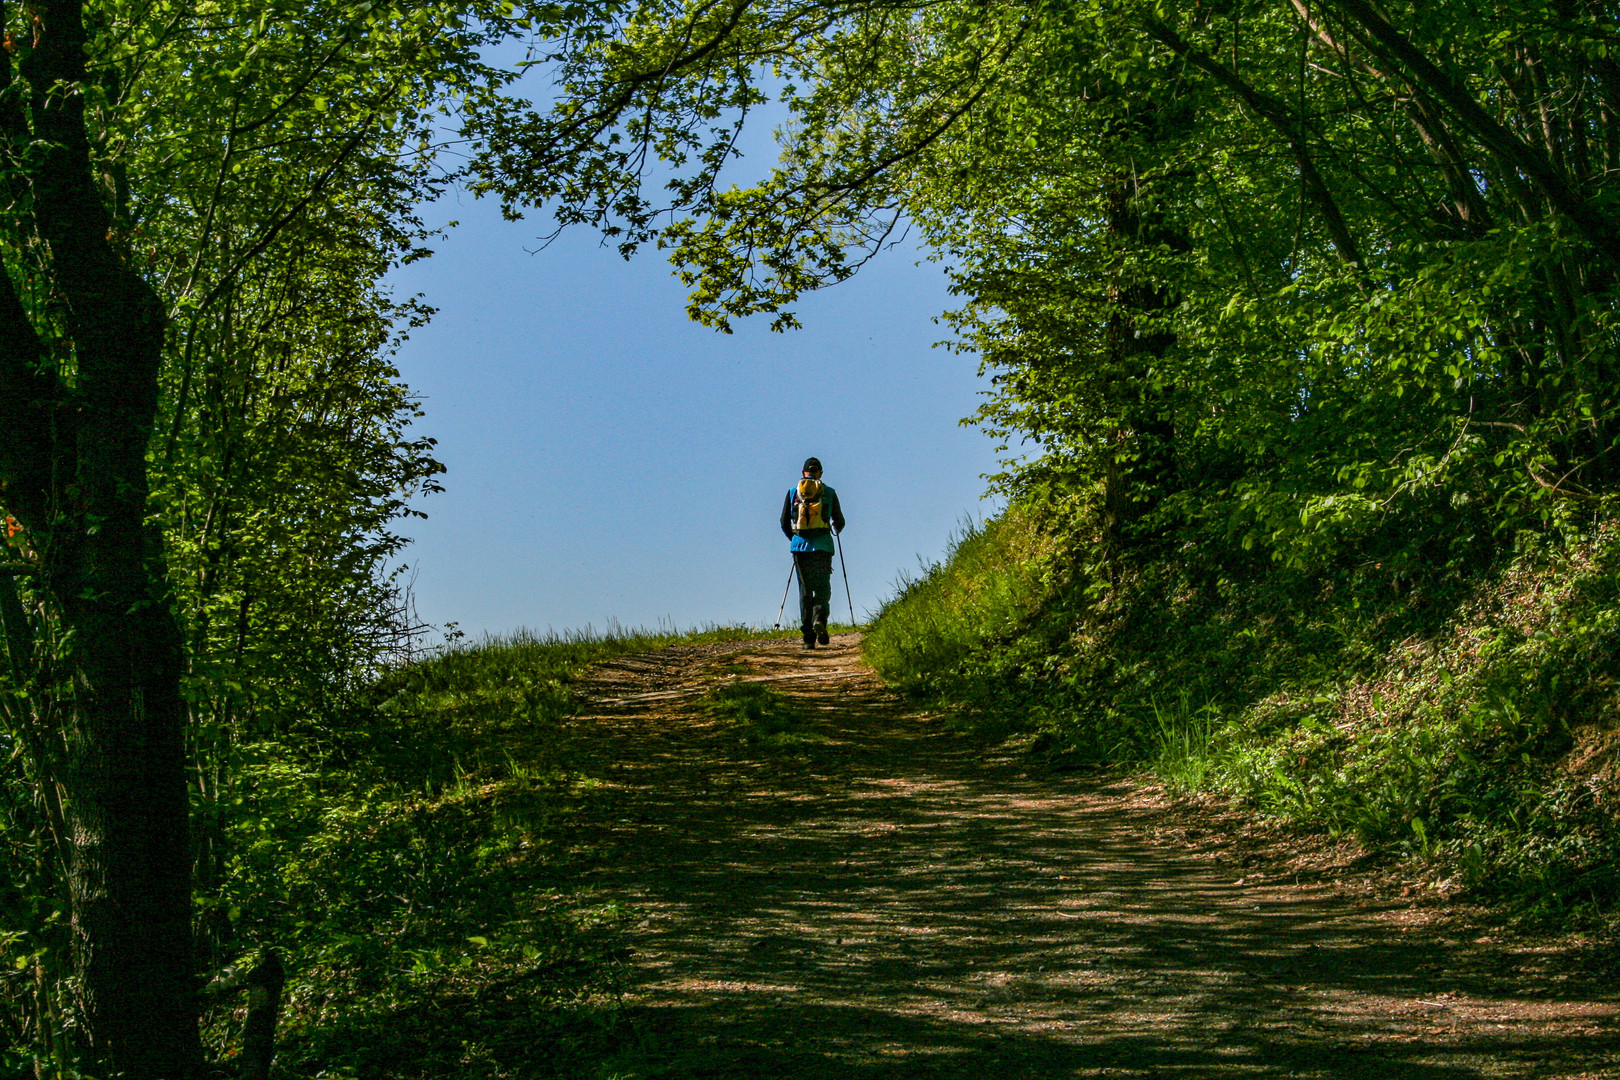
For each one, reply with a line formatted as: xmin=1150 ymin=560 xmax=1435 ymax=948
xmin=780 ymin=457 xmax=845 ymax=649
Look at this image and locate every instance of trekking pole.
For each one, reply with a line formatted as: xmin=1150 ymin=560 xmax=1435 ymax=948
xmin=772 ymin=559 xmax=797 ymax=630
xmin=835 ymin=529 xmax=856 ymax=628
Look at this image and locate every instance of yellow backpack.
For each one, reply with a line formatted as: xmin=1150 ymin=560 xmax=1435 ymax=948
xmin=794 ymin=478 xmax=827 ymax=530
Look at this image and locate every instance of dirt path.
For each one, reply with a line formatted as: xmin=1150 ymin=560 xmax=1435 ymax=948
xmin=567 ymin=634 xmax=1618 ymax=1079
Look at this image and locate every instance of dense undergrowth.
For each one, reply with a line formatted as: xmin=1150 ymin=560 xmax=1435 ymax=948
xmin=187 ymin=623 xmax=791 ymax=1080
xmin=864 ymin=503 xmax=1620 ymax=927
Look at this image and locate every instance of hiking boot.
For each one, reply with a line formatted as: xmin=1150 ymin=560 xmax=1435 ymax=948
xmin=816 ymin=624 xmax=829 ymax=646
xmin=802 ymin=631 xmax=816 ymax=649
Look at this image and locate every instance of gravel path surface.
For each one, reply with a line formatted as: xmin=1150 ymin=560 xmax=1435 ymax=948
xmin=567 ymin=634 xmax=1618 ymax=1079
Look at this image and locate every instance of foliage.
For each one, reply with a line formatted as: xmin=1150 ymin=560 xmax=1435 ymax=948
xmin=0 ymin=0 xmax=694 ymax=1071
xmin=498 ymin=0 xmax=1620 ymax=595
xmin=635 ymin=0 xmax=1620 ymax=546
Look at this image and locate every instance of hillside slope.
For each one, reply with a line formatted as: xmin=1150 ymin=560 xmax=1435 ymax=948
xmin=863 ymin=505 xmax=1620 ymax=926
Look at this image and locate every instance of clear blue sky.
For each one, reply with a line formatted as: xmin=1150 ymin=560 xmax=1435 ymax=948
xmin=386 ymin=190 xmax=1004 ymax=639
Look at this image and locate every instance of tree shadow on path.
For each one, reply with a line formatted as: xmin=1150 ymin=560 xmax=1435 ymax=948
xmin=567 ymin=635 xmax=1618 ymax=1080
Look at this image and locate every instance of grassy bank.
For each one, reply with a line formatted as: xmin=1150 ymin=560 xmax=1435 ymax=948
xmin=864 ymin=506 xmax=1620 ymax=925
xmin=194 ymin=623 xmax=792 ymax=1080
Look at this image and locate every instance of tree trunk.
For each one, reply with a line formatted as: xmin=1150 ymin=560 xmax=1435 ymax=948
xmin=55 ymin=413 xmax=198 ymax=1079
xmin=0 ymin=0 xmax=202 ymax=1074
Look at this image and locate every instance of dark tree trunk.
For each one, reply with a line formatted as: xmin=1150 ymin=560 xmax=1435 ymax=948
xmin=52 ymin=432 xmax=197 ymax=1080
xmin=0 ymin=0 xmax=201 ymax=1074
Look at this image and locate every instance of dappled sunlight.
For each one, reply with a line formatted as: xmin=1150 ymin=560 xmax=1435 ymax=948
xmin=559 ymin=636 xmax=1620 ymax=1078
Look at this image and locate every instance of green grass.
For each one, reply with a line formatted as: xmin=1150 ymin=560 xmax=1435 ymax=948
xmin=1150 ymin=695 xmax=1222 ymax=792
xmin=699 ymin=682 xmax=826 ymax=746
xmin=196 ymin=622 xmax=795 ymax=1079
xmin=862 ymin=507 xmax=1057 ymax=701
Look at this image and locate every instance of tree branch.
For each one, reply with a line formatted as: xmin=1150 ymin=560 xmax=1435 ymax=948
xmin=1142 ymin=16 xmax=1366 ymax=271
xmin=1323 ymin=0 xmax=1620 ymax=263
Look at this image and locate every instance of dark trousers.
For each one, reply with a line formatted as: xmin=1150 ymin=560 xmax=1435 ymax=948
xmin=793 ymin=550 xmax=834 ymax=633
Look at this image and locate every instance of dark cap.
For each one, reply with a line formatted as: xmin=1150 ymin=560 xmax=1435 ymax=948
xmin=802 ymin=457 xmax=822 ymax=473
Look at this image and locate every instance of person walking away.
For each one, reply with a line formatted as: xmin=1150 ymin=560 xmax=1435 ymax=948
xmin=780 ymin=457 xmax=845 ymax=649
